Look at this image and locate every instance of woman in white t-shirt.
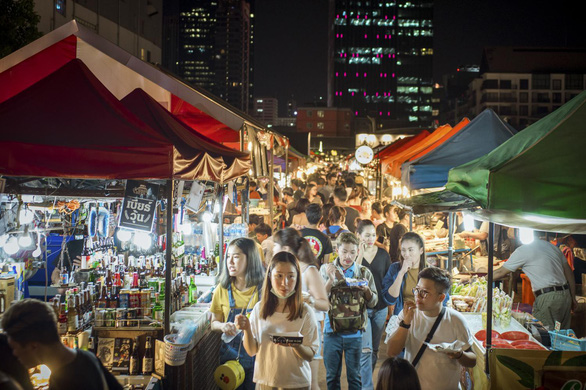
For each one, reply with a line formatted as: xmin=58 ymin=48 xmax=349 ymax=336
xmin=273 ymin=228 xmax=329 ymax=389
xmin=236 ymin=252 xmax=319 ymax=390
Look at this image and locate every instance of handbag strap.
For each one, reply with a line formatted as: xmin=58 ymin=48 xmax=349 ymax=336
xmin=411 ymin=307 xmax=446 ymax=367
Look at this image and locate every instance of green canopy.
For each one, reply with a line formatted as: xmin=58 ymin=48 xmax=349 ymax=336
xmin=444 ymin=90 xmax=586 ymax=233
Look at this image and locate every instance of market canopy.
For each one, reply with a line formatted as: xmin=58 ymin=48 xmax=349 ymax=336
xmin=378 ymin=131 xmax=430 ymax=172
xmin=385 ymin=119 xmax=470 ymax=178
xmin=120 ymin=88 xmax=250 ymax=182
xmin=401 ymin=109 xmax=517 ymax=190
xmin=0 ymin=20 xmax=260 ymax=146
xmin=375 ymin=133 xmax=428 ymax=159
xmin=0 ymin=59 xmax=240 ymax=181
xmin=436 ymin=90 xmax=586 ymax=234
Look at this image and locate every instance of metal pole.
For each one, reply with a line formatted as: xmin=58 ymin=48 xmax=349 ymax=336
xmin=285 ymin=146 xmax=289 ymax=187
xmin=269 ymin=148 xmax=274 ymax=229
xmin=164 ymin=179 xmax=173 ymax=335
xmin=240 ymin=125 xmax=245 ymax=152
xmin=485 ymin=222 xmax=494 ymax=375
xmin=218 ymin=184 xmax=225 ymax=258
xmin=447 ymin=212 xmax=454 ymax=271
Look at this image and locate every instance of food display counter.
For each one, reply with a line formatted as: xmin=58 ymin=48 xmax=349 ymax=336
xmin=461 ymin=313 xmax=546 ymax=390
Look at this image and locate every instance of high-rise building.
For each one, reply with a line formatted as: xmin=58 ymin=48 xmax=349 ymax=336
xmin=253 ymin=97 xmax=278 ymax=125
xmin=456 ymin=47 xmax=586 ymax=130
xmin=163 ymin=0 xmax=254 ymax=113
xmin=327 ymin=0 xmax=434 ymax=127
xmin=35 ymin=0 xmax=163 ymax=64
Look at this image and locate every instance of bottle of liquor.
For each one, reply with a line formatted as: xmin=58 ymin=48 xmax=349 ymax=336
xmin=67 ymin=296 xmax=78 ymax=333
xmin=189 ymin=275 xmax=198 ymax=304
xmin=152 ymin=293 xmax=163 ymax=321
xmin=97 ymin=285 xmax=109 ymax=309
xmin=129 ymin=337 xmax=140 ymax=375
xmin=108 ymin=286 xmax=120 ymax=309
xmin=58 ymin=303 xmax=68 ymax=335
xmin=142 ymin=336 xmax=154 ymax=375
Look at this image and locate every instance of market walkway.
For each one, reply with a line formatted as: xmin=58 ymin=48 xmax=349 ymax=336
xmin=317 ymin=332 xmax=389 ymax=389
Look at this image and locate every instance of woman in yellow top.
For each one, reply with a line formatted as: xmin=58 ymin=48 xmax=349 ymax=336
xmin=210 ymin=237 xmax=265 ymax=390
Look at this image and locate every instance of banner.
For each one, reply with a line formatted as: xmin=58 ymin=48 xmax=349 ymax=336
xmin=119 ymin=180 xmax=159 ymax=232
xmin=489 ymin=349 xmax=586 ymax=389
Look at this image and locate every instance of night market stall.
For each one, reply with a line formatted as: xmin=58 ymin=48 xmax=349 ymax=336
xmin=0 ymin=58 xmax=251 ymax=390
xmin=401 ymin=108 xmax=517 ymax=191
xmin=402 ymin=91 xmax=586 ymax=390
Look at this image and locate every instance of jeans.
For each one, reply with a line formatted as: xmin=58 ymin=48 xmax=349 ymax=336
xmin=360 ymin=308 xmax=388 ymax=390
xmin=323 ymin=333 xmax=362 ymax=390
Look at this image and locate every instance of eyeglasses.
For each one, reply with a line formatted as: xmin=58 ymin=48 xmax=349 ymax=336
xmin=412 ymin=287 xmax=431 ymax=299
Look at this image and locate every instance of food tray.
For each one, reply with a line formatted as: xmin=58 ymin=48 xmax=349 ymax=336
xmin=269 ymin=332 xmax=303 ymax=345
xmin=549 ymin=329 xmax=586 ymax=351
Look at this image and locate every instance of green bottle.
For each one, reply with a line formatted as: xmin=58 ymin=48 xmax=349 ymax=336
xmin=152 ymin=293 xmax=163 ymax=321
xmin=189 ymin=275 xmax=198 ymax=304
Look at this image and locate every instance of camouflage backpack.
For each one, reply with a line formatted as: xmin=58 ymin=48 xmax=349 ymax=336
xmin=328 ymin=265 xmax=367 ymax=334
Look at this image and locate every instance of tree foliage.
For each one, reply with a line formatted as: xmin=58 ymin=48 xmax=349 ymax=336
xmin=0 ymin=0 xmax=42 ymax=58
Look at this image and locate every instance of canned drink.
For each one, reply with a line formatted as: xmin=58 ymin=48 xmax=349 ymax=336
xmin=126 ymin=308 xmax=137 ymax=327
xmin=95 ymin=310 xmax=105 ymax=327
xmin=105 ymin=309 xmax=116 ymax=327
xmin=116 ymin=308 xmax=127 ymax=328
xmin=140 ymin=290 xmax=150 ymax=318
xmin=129 ymin=289 xmax=140 ymax=308
xmin=119 ymin=289 xmax=130 ymax=309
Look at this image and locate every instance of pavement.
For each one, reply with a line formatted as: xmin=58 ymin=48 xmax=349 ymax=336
xmin=316 ymin=332 xmax=389 ymax=390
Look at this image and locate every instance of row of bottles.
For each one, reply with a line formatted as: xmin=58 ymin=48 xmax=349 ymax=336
xmin=129 ymin=336 xmax=154 ymax=376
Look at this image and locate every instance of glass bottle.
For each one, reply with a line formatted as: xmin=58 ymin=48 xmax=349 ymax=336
xmin=58 ymin=303 xmax=68 ymax=335
xmin=67 ymin=296 xmax=78 ymax=333
xmin=152 ymin=293 xmax=163 ymax=321
xmin=142 ymin=336 xmax=153 ymax=375
xmin=129 ymin=336 xmax=140 ymax=375
xmin=189 ymin=275 xmax=198 ymax=304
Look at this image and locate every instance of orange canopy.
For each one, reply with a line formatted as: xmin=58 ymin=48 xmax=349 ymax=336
xmin=384 ymin=119 xmax=469 ymax=177
xmin=375 ymin=131 xmax=430 ymax=160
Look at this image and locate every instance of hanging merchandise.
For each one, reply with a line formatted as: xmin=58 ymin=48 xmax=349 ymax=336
xmin=186 ymin=181 xmax=205 ymax=213
xmin=119 ymin=180 xmax=160 ymax=232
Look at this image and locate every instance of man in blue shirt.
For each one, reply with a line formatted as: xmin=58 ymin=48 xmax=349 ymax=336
xmin=320 ymin=232 xmax=378 ymax=390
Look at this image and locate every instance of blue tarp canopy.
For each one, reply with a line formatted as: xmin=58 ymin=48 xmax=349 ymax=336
xmin=401 ymin=109 xmax=516 ymax=190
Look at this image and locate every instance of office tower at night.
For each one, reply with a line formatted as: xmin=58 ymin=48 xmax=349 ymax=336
xmin=328 ymin=0 xmax=434 ymax=128
xmin=163 ymin=0 xmax=254 ymax=113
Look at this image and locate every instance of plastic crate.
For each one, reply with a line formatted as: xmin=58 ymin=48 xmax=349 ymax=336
xmin=548 ymin=329 xmax=586 ymax=351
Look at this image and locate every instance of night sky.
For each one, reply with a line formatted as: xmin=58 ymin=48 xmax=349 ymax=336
xmin=254 ymin=0 xmax=584 ymax=112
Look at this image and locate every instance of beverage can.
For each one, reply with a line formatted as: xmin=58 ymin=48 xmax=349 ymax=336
xmin=129 ymin=289 xmax=140 ymax=308
xmin=95 ymin=309 xmax=105 ymax=327
xmin=119 ymin=289 xmax=130 ymax=309
xmin=140 ymin=291 xmax=150 ymax=318
xmin=126 ymin=308 xmax=137 ymax=327
xmin=105 ymin=308 xmax=115 ymax=327
xmin=115 ymin=308 xmax=127 ymax=328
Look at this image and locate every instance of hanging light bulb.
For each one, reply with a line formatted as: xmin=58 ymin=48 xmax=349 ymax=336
xmin=18 ymin=235 xmax=33 ymax=248
xmin=32 ymin=246 xmax=42 ymax=258
xmin=0 ymin=234 xmax=9 ymax=247
xmin=133 ymin=232 xmax=152 ymax=250
xmin=463 ymin=214 xmax=475 ymax=232
xmin=4 ymin=237 xmax=20 ymax=255
xmin=19 ymin=209 xmax=35 ymax=224
xmin=519 ymin=228 xmax=535 ymax=245
xmin=117 ymin=229 xmax=132 ymax=242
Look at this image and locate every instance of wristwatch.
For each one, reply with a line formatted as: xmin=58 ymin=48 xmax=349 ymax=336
xmin=399 ymin=320 xmax=411 ymax=329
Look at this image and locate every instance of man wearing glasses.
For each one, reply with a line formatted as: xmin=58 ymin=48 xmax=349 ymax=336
xmin=386 ymin=267 xmax=476 ymax=390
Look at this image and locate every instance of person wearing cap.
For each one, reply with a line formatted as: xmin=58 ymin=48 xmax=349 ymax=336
xmin=493 ymin=231 xmax=577 ymax=329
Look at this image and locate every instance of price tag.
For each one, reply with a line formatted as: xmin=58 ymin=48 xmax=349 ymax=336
xmin=555 ymin=321 xmax=561 ymax=331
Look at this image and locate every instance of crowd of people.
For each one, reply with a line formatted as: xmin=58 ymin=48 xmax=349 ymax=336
xmin=1 ymin=166 xmax=582 ymax=390
xmin=208 ymin=167 xmax=477 ymax=390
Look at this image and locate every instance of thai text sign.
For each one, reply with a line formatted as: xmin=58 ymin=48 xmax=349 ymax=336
xmin=119 ymin=180 xmax=159 ymax=232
